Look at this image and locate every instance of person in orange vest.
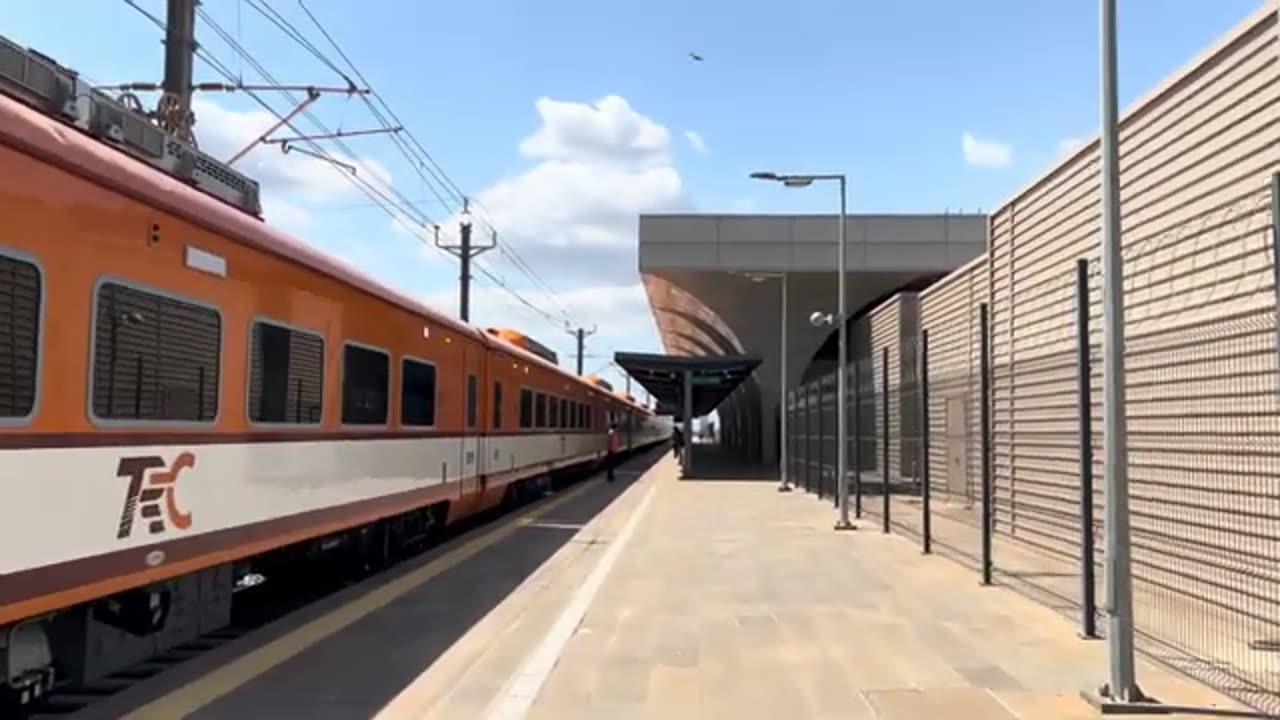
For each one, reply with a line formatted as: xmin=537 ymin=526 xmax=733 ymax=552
xmin=606 ymin=423 xmax=621 ymax=482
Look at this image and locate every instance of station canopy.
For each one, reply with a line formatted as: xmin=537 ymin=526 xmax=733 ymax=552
xmin=613 ymin=352 xmax=762 ymax=418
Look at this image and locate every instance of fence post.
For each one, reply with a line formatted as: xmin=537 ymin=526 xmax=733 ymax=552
xmin=1270 ymin=173 xmax=1280 ymax=366
xmin=853 ymin=361 xmax=863 ymax=518
xmin=980 ymin=302 xmax=993 ymax=586
xmin=1076 ymin=259 xmax=1099 ymax=638
xmin=921 ymin=329 xmax=932 ymax=555
xmin=882 ymin=346 xmax=891 ymax=533
xmin=829 ymin=371 xmax=839 ymax=507
xmin=816 ymin=378 xmax=825 ymax=498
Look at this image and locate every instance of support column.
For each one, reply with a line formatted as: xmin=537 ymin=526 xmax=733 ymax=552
xmin=683 ymin=369 xmax=695 ymax=475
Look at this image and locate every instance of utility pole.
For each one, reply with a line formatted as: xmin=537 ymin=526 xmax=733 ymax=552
xmin=436 ymin=197 xmax=496 ymax=322
xmin=159 ymin=0 xmax=198 ymax=142
xmin=124 ymin=0 xmax=380 ymax=158
xmin=565 ymin=324 xmax=598 ymax=375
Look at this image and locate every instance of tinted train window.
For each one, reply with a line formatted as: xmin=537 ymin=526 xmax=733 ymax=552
xmin=0 ymin=254 xmax=39 ymax=418
xmin=535 ymin=393 xmax=547 ymax=428
xmin=248 ymin=321 xmax=323 ymax=424
xmin=519 ymin=388 xmax=533 ymax=428
xmin=466 ymin=374 xmax=478 ymax=428
xmin=92 ymin=282 xmax=220 ymax=422
xmin=559 ymin=398 xmax=568 ymax=429
xmin=548 ymin=394 xmax=559 ymax=427
xmin=492 ymin=381 xmax=503 ymax=429
xmin=567 ymin=401 xmax=577 ymax=429
xmin=401 ymin=358 xmax=436 ymax=426
xmin=342 ymin=344 xmax=389 ymax=425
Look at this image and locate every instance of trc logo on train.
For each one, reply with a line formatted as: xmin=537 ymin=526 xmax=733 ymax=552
xmin=115 ymin=453 xmax=196 ymax=539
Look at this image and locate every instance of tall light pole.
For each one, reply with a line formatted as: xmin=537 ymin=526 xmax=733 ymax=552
xmin=1097 ymin=0 xmax=1144 ymax=705
xmin=741 ymin=271 xmax=792 ymax=492
xmin=751 ymin=171 xmax=854 ymax=530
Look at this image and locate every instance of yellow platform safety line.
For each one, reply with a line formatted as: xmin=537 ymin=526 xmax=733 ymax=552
xmin=122 ymin=478 xmax=600 ymax=720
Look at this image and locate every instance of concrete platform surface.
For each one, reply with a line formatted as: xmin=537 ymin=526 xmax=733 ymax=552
xmin=378 ymin=454 xmax=1249 ymax=720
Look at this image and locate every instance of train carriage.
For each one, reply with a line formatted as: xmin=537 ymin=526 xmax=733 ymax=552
xmin=0 ymin=38 xmax=668 ymax=707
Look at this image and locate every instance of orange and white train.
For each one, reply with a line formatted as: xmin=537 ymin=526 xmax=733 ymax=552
xmin=0 ymin=37 xmax=669 ymax=704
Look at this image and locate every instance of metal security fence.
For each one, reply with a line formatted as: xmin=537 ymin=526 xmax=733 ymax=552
xmin=782 ymin=184 xmax=1280 ymax=710
xmin=777 ymin=12 xmax=1280 ymax=713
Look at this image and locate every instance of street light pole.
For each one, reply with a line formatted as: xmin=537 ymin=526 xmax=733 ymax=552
xmin=750 ymin=171 xmax=854 ymax=531
xmin=779 ymin=272 xmax=791 ymax=492
xmin=1098 ymin=0 xmax=1143 ymax=704
xmin=835 ymin=176 xmax=851 ymax=529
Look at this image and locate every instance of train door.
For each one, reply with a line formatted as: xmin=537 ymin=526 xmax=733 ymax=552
xmin=462 ymin=347 xmax=483 ymax=495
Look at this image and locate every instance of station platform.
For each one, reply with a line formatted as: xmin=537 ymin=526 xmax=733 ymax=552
xmin=103 ymin=447 xmax=1247 ymax=720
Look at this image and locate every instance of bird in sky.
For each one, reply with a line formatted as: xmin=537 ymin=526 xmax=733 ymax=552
xmin=689 ymin=52 xmax=704 ymax=62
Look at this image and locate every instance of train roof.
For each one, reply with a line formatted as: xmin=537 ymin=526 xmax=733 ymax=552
xmin=0 ymin=75 xmax=609 ymax=398
xmin=0 ymin=91 xmax=490 ymax=347
xmin=484 ymin=331 xmax=608 ymax=395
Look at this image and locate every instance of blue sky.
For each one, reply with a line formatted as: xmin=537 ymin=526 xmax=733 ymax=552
xmin=6 ymin=0 xmax=1261 ymax=393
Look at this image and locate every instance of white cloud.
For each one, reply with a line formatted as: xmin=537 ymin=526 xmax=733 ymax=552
xmin=262 ymin=198 xmax=312 ymax=231
xmin=196 ymin=92 xmax=682 ymax=372
xmin=418 ymin=282 xmax=656 ymax=357
xmin=518 ymin=95 xmax=671 ymax=167
xmin=961 ymin=131 xmax=1013 ymax=168
xmin=432 ymin=94 xmax=692 ymax=286
xmin=1058 ymin=137 xmax=1086 ymax=156
xmin=684 ymin=130 xmax=708 ymax=154
xmin=422 ymin=282 xmax=651 ymax=337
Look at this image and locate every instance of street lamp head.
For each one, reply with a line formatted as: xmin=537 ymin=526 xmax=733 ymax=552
xmin=809 ymin=311 xmax=834 ymax=327
xmin=749 ymin=171 xmax=780 ymax=181
xmin=782 ymin=177 xmax=815 ymax=188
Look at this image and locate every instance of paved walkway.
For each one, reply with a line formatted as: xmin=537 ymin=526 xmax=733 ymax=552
xmin=378 ymin=452 xmax=1248 ymax=719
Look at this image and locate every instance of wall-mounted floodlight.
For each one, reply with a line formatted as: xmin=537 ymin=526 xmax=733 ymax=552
xmin=809 ymin=311 xmax=834 ymax=327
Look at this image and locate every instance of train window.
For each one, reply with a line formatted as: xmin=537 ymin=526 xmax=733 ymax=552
xmin=535 ymin=393 xmax=547 ymax=428
xmin=519 ymin=388 xmax=533 ymax=428
xmin=0 ymin=253 xmax=40 ymax=420
xmin=559 ymin=398 xmax=569 ymax=429
xmin=567 ymin=401 xmax=577 ymax=430
xmin=401 ymin=357 xmax=437 ymax=427
xmin=247 ymin=320 xmax=323 ymax=424
xmin=492 ymin=381 xmax=503 ymax=429
xmin=463 ymin=374 xmax=477 ymax=428
xmin=91 ymin=281 xmax=220 ymax=422
xmin=548 ymin=394 xmax=559 ymax=428
xmin=342 ymin=344 xmax=389 ymax=425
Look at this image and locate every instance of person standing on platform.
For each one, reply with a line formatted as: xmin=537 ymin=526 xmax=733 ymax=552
xmin=672 ymin=426 xmax=685 ymax=462
xmin=606 ymin=424 xmax=621 ymax=482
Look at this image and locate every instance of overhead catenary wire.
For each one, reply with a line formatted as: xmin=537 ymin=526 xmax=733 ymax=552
xmin=120 ymin=0 xmax=584 ymax=337
xmin=284 ymin=0 xmax=574 ymax=324
xmin=198 ymin=7 xmax=571 ymax=331
xmin=227 ymin=0 xmax=575 ymax=327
